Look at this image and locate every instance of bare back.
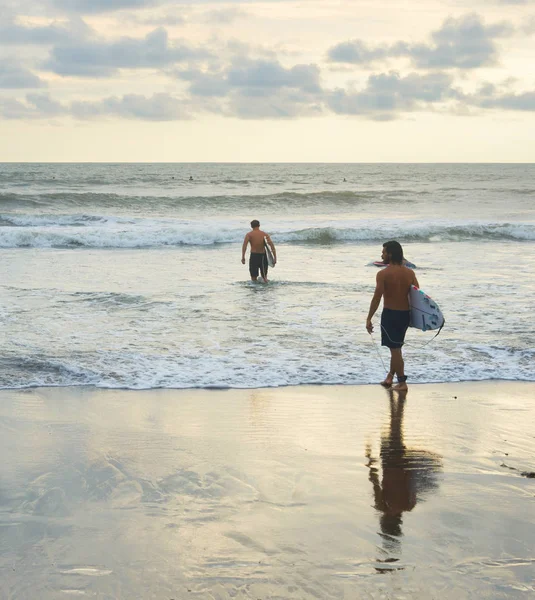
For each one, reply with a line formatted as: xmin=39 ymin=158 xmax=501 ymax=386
xmin=246 ymin=229 xmax=269 ymax=253
xmin=379 ymin=266 xmax=419 ymax=310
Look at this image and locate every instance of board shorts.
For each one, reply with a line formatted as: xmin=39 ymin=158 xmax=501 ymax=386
xmin=249 ymin=252 xmax=268 ymax=279
xmin=381 ymin=308 xmax=411 ymax=349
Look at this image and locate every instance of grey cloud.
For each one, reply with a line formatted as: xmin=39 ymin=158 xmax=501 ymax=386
xmin=44 ymin=27 xmax=211 ymax=76
xmin=70 ymin=93 xmax=191 ymax=119
xmin=178 ymin=59 xmax=321 ymax=98
xmin=0 ymin=64 xmax=45 ymax=88
xmin=6 ymin=59 xmax=535 ymax=123
xmin=411 ymin=14 xmax=513 ymax=68
xmin=202 ymin=8 xmax=248 ymax=24
xmin=328 ymin=14 xmax=514 ymax=69
xmin=327 ymin=41 xmax=393 ymax=65
xmin=225 ymin=89 xmax=323 ymax=119
xmin=521 ymin=16 xmax=535 ymax=33
xmin=4 ymin=0 xmax=298 ymax=16
xmin=179 ymin=70 xmax=230 ymax=97
xmin=125 ymin=11 xmax=187 ymax=26
xmin=175 ymin=58 xmax=323 ymax=118
xmin=227 ymin=61 xmax=321 ymax=93
xmin=25 ymin=92 xmax=64 ymax=114
xmin=0 ymin=91 xmax=191 ymax=120
xmin=0 ymin=97 xmax=34 ymax=119
xmin=468 ymin=85 xmax=535 ymax=110
xmin=0 ymin=93 xmax=64 ymax=119
xmin=0 ymin=19 xmax=90 ymax=45
xmin=327 ymin=71 xmax=455 ymax=119
xmin=52 ymin=0 xmax=160 ymax=14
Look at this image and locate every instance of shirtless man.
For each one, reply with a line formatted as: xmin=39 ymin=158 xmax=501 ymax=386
xmin=366 ymin=241 xmax=419 ymax=391
xmin=241 ymin=220 xmax=277 ymax=282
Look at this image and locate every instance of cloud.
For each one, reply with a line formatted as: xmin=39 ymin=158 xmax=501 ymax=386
xmin=178 ymin=70 xmax=230 ymax=97
xmin=52 ymin=0 xmax=160 ymax=14
xmin=227 ymin=60 xmax=321 ymax=93
xmin=0 ymin=91 xmax=191 ymax=120
xmin=176 ymin=58 xmax=323 ymax=118
xmin=411 ymin=14 xmax=513 ymax=68
xmin=70 ymin=92 xmax=191 ymax=119
xmin=2 ymin=57 xmax=324 ymax=121
xmin=225 ymin=88 xmax=323 ymax=119
xmin=468 ymin=83 xmax=535 ymax=110
xmin=44 ymin=27 xmax=212 ymax=76
xmin=327 ymin=40 xmax=392 ymax=65
xmin=0 ymin=64 xmax=46 ymax=88
xmin=0 ymin=97 xmax=35 ymax=120
xmin=25 ymin=92 xmax=64 ymax=114
xmin=0 ymin=93 xmax=63 ymax=118
xmin=328 ymin=14 xmax=514 ymax=70
xmin=177 ymin=58 xmax=321 ymax=97
xmin=5 ymin=72 xmax=535 ymax=122
xmin=202 ymin=8 xmax=248 ymax=24
xmin=124 ymin=11 xmax=187 ymax=26
xmin=4 ymin=0 xmax=300 ymax=16
xmin=521 ymin=16 xmax=535 ymax=33
xmin=327 ymin=71 xmax=456 ymax=120
xmin=0 ymin=17 xmax=91 ymax=45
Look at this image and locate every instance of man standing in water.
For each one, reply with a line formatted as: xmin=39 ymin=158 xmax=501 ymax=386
xmin=366 ymin=241 xmax=419 ymax=391
xmin=241 ymin=220 xmax=277 ymax=283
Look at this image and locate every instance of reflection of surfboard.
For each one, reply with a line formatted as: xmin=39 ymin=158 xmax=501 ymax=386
xmin=264 ymin=239 xmax=275 ymax=268
xmin=409 ymin=285 xmax=444 ymax=331
xmin=373 ymin=260 xmax=416 ymax=269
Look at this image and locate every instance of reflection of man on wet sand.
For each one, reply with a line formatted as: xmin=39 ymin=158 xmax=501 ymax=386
xmin=366 ymin=390 xmax=442 ymax=566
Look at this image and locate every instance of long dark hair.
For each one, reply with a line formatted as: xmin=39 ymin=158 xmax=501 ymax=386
xmin=383 ymin=241 xmax=404 ymax=264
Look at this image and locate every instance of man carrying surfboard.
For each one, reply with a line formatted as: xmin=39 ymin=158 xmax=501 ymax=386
xmin=366 ymin=241 xmax=419 ymax=391
xmin=241 ymin=220 xmax=277 ymax=283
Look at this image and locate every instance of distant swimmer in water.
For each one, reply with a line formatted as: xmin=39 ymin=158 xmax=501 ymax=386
xmin=189 ymin=176 xmax=193 ymax=181
xmin=241 ymin=220 xmax=276 ymax=283
xmin=375 ymin=257 xmax=415 ymax=268
xmin=366 ymin=241 xmax=419 ymax=391
xmin=343 ymin=178 xmax=346 ymax=182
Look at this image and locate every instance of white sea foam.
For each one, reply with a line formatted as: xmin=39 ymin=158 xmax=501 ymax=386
xmin=1 ymin=342 xmax=533 ymax=390
xmin=0 ymin=219 xmax=534 ymax=248
xmin=1 ymin=162 xmax=534 ymax=389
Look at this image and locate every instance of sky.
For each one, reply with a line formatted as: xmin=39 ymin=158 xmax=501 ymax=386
xmin=1 ymin=0 xmax=534 ymax=162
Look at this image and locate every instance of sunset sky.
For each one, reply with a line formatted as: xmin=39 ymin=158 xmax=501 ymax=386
xmin=1 ymin=0 xmax=534 ymax=161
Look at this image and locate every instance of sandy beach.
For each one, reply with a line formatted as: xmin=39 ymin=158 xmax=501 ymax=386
xmin=0 ymin=382 xmax=533 ymax=599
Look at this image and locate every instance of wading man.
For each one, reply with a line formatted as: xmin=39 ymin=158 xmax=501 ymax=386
xmin=366 ymin=241 xmax=419 ymax=391
xmin=241 ymin=220 xmax=277 ymax=283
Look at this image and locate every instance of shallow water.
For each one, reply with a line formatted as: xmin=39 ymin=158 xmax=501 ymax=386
xmin=1 ymin=162 xmax=535 ymax=389
xmin=1 ymin=383 xmax=533 ymax=598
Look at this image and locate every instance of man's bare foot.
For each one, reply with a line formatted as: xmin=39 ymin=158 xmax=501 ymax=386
xmin=380 ymin=374 xmax=394 ymax=387
xmin=393 ymin=382 xmax=408 ymax=392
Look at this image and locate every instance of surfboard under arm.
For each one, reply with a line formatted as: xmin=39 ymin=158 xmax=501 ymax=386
xmin=264 ymin=238 xmax=275 ymax=268
xmin=409 ymin=285 xmax=444 ymax=331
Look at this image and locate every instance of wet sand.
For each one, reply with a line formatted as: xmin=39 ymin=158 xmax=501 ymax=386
xmin=0 ymin=382 xmax=534 ymax=599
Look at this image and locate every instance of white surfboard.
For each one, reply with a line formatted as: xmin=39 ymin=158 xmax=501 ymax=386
xmin=409 ymin=285 xmax=444 ymax=331
xmin=264 ymin=239 xmax=275 ymax=268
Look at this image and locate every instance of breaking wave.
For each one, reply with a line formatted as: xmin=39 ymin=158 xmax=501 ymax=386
xmin=0 ymin=219 xmax=534 ymax=248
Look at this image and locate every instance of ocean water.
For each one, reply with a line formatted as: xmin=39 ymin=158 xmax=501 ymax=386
xmin=1 ymin=162 xmax=534 ymax=389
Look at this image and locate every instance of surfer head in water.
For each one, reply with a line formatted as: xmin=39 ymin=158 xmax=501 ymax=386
xmin=241 ymin=220 xmax=277 ymax=283
xmin=366 ymin=241 xmax=419 ymax=391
